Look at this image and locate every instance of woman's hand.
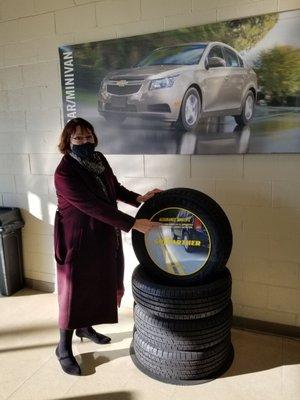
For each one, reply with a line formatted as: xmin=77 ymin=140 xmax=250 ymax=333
xmin=136 ymin=188 xmax=163 ymax=203
xmin=132 ymin=219 xmax=160 ymax=234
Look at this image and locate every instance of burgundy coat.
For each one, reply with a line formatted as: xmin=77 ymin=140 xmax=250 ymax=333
xmin=54 ymin=152 xmax=140 ymax=329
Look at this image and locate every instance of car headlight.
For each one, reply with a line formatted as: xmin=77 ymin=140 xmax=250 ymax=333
xmin=99 ymin=79 xmax=107 ymax=92
xmin=149 ymin=75 xmax=179 ymax=90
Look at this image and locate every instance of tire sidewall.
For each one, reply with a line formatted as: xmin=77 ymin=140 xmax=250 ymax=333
xmin=132 ymin=189 xmax=232 ymax=285
xmin=242 ymin=91 xmax=254 ymax=123
xmin=180 ymin=87 xmax=201 ymax=131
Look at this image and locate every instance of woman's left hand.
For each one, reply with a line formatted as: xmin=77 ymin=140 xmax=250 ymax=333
xmin=137 ymin=188 xmax=163 ymax=203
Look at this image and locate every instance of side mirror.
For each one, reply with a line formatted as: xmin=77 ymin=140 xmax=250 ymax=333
xmin=206 ymin=57 xmax=226 ymax=69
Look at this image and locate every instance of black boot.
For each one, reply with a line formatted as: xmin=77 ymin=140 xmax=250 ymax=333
xmin=56 ymin=329 xmax=81 ymax=376
xmin=75 ymin=326 xmax=111 ymax=344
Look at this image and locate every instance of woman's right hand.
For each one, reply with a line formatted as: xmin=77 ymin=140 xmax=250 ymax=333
xmin=132 ymin=219 xmax=160 ymax=234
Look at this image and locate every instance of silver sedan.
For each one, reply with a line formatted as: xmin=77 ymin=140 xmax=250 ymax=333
xmin=98 ymin=41 xmax=257 ymax=131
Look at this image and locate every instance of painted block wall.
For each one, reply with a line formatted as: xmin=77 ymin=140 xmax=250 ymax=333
xmin=0 ymin=0 xmax=300 ymax=326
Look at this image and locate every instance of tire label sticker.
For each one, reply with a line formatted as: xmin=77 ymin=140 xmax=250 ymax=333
xmin=144 ymin=207 xmax=211 ymax=276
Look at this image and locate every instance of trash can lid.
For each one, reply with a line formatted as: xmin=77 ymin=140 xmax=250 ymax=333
xmin=0 ymin=207 xmax=24 ymax=228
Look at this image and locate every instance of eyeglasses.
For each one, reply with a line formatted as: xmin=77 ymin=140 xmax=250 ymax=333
xmin=70 ymin=133 xmax=95 ymax=144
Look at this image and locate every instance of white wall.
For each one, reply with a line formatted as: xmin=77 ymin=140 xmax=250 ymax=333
xmin=0 ymin=0 xmax=300 ymax=326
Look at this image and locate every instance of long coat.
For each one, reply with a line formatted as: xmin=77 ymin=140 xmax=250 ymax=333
xmin=54 ymin=152 xmax=140 ymax=329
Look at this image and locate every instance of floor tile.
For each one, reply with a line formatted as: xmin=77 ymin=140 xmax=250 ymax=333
xmin=0 ymin=289 xmax=299 ymax=400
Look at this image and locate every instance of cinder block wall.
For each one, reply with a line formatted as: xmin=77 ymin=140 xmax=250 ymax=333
xmin=0 ymin=0 xmax=300 ymax=326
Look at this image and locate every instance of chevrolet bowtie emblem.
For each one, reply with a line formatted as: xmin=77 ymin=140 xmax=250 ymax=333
xmin=116 ymin=80 xmax=128 ymax=87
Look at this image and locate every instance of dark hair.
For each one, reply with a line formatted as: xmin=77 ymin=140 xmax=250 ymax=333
xmin=58 ymin=117 xmax=98 ymax=154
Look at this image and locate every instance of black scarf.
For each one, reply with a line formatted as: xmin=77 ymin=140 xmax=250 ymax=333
xmin=69 ymin=150 xmax=121 ymax=252
xmin=69 ymin=151 xmax=110 ymax=201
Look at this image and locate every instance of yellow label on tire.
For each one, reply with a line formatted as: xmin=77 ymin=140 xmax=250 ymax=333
xmin=144 ymin=207 xmax=211 ymax=276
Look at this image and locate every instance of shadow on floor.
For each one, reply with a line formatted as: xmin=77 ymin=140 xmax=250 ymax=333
xmin=74 ymin=330 xmax=133 ymax=349
xmin=0 ymin=321 xmax=57 ymax=336
xmin=0 ymin=331 xmax=133 ymax=354
xmin=220 ymin=330 xmax=300 ymax=379
xmin=74 ymin=331 xmax=300 ymax=379
xmin=78 ymin=347 xmax=130 ymax=376
xmin=52 ymin=391 xmax=133 ymax=400
xmin=128 ymin=332 xmax=300 ymax=383
xmin=104 ymin=331 xmax=132 ymax=343
xmin=0 ymin=288 xmax=51 ymax=297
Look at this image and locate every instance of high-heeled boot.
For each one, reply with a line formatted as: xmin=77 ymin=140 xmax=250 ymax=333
xmin=55 ymin=328 xmax=81 ymax=375
xmin=75 ymin=326 xmax=111 ymax=344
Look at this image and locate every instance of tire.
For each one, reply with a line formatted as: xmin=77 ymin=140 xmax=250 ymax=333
xmin=234 ymin=91 xmax=255 ymax=126
xmin=132 ymin=283 xmax=231 ymax=305
xmin=133 ymin=294 xmax=230 ymax=320
xmin=132 ymin=188 xmax=232 ymax=285
xmin=132 ymin=265 xmax=232 ymax=303
xmin=132 ymin=265 xmax=231 ymax=319
xmin=136 ymin=320 xmax=232 ymax=350
xmin=133 ymin=331 xmax=233 ymax=381
xmin=134 ymin=301 xmax=233 ymax=350
xmin=176 ymin=87 xmax=201 ymax=131
xmin=132 ymin=264 xmax=232 ymax=299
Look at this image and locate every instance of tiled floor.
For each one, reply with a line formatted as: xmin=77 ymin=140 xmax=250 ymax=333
xmin=0 ymin=288 xmax=299 ymax=400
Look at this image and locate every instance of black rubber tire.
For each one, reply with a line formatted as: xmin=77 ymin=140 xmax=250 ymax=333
xmin=130 ymin=340 xmax=234 ymax=385
xmin=132 ymin=265 xmax=231 ymax=319
xmin=133 ymin=296 xmax=230 ymax=320
xmin=135 ymin=321 xmax=232 ymax=350
xmin=176 ymin=87 xmax=201 ymax=131
xmin=132 ymin=264 xmax=232 ymax=299
xmin=132 ymin=188 xmax=232 ymax=285
xmin=134 ymin=301 xmax=233 ymax=350
xmin=234 ymin=91 xmax=255 ymax=126
xmin=132 ymin=285 xmax=231 ymax=309
xmin=133 ymin=331 xmax=233 ymax=381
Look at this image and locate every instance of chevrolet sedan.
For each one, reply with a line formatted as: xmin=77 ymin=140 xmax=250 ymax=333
xmin=98 ymin=42 xmax=257 ymax=130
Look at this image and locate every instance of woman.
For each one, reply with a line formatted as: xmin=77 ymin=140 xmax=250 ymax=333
xmin=54 ymin=117 xmax=160 ymax=375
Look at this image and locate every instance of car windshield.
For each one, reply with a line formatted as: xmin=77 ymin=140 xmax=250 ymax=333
xmin=137 ymin=44 xmax=207 ymax=66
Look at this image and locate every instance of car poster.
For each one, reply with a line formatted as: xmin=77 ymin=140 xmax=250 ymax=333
xmin=59 ymin=9 xmax=300 ymax=154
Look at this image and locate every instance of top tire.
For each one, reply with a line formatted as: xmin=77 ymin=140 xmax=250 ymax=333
xmin=132 ymin=188 xmax=232 ymax=285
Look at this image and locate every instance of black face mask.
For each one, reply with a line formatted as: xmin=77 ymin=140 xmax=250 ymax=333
xmin=71 ymin=142 xmax=95 ymax=159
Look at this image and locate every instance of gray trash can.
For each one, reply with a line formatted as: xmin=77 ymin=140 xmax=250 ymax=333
xmin=0 ymin=207 xmax=25 ymax=296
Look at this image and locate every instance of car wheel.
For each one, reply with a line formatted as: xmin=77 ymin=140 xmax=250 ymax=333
xmin=234 ymin=91 xmax=255 ymax=126
xmin=183 ymin=231 xmax=193 ymax=253
xmin=131 ymin=188 xmax=232 ymax=285
xmin=104 ymin=114 xmax=126 ymax=125
xmin=177 ymin=87 xmax=201 ymax=131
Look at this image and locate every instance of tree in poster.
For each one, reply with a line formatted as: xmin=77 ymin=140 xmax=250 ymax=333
xmin=255 ymin=46 xmax=300 ymax=105
xmin=74 ymin=13 xmax=278 ymax=89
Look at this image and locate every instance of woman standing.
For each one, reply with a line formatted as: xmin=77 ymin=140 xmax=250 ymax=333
xmin=54 ymin=118 xmax=159 ymax=375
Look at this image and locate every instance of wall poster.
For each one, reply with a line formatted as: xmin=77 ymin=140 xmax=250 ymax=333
xmin=59 ymin=10 xmax=300 ymax=154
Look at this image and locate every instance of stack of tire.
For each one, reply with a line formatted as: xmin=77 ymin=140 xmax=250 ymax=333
xmin=130 ymin=188 xmax=234 ymax=384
